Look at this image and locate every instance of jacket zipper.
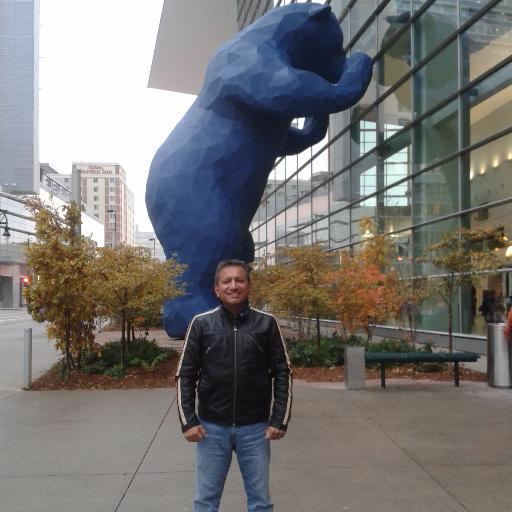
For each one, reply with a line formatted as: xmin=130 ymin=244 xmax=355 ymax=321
xmin=233 ymin=324 xmax=237 ymax=426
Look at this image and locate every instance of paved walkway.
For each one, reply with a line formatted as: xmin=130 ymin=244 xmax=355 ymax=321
xmin=1 ymin=379 xmax=511 ymax=511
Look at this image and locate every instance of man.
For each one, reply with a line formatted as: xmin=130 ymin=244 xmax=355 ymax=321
xmin=176 ymin=259 xmax=293 ymax=512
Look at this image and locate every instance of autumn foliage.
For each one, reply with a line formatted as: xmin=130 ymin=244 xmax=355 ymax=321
xmin=331 ymin=251 xmax=402 ymax=341
xmin=24 ymin=199 xmax=97 ymax=370
xmin=24 ymin=200 xmax=185 ymax=373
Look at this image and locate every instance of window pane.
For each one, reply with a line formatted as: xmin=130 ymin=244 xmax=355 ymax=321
xmin=330 ymin=170 xmax=351 ymax=213
xmin=414 ymin=39 xmax=458 ymax=115
xmin=286 ymin=175 xmax=298 ymax=206
xmin=266 ymin=217 xmax=275 ymax=246
xmin=286 ymin=154 xmax=297 ymax=179
xmin=461 ymin=1 xmax=512 ymax=84
xmin=377 ymin=183 xmax=411 ymax=234
xmin=351 ymin=0 xmax=377 ymax=38
xmin=412 ymin=158 xmax=459 ymax=224
xmin=379 ymin=79 xmax=412 ymax=141
xmin=331 ymin=0 xmax=350 ymax=18
xmin=312 ymin=183 xmax=329 ymax=219
xmin=465 ymin=62 xmax=512 ymax=147
xmin=312 ymin=146 xmax=329 ymax=180
xmin=463 ymin=132 xmax=512 ymax=210
xmin=328 ymin=128 xmax=350 ymax=175
xmin=297 ymin=195 xmax=312 ymax=228
xmin=378 ymin=28 xmax=411 ymax=89
xmin=351 ymin=152 xmax=378 ymax=202
xmin=413 ymin=217 xmax=459 ymax=276
xmin=286 ymin=204 xmax=298 ymax=235
xmin=276 ymin=210 xmax=286 ymax=239
xmin=414 ymin=99 xmax=458 ymax=171
xmin=380 ymin=128 xmax=412 ymax=188
xmin=351 ymin=200 xmax=377 ymax=243
xmin=329 ymin=208 xmax=351 ymax=249
xmin=297 ymin=224 xmax=312 ymax=247
xmin=351 ymin=109 xmax=378 ymax=160
xmin=378 ymin=0 xmax=411 ymax=52
xmin=462 ymin=206 xmax=512 ymax=336
xmin=352 ymin=17 xmax=377 ymax=59
xmin=413 ymin=0 xmax=457 ymax=64
xmin=312 ymin=218 xmax=329 ymax=247
xmin=275 ymin=158 xmax=285 ymax=180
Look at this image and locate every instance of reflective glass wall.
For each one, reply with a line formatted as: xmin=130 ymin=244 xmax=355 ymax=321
xmin=241 ymin=0 xmax=512 ymax=338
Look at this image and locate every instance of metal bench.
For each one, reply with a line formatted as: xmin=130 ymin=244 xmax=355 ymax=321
xmin=364 ymin=351 xmax=480 ymax=388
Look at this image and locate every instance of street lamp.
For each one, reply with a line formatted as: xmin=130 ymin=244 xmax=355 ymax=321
xmin=149 ymin=237 xmax=156 ymax=258
xmin=107 ymin=209 xmax=117 ymax=247
xmin=0 ymin=210 xmax=11 ymax=239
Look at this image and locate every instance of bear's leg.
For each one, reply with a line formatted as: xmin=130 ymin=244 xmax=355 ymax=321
xmin=240 ymin=231 xmax=255 ymax=264
xmin=163 ymin=289 xmax=219 ymax=338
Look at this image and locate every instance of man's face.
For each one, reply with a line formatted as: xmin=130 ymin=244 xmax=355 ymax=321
xmin=214 ymin=265 xmax=250 ymax=313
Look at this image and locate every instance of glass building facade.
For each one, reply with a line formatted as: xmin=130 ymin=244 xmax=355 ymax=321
xmin=240 ymin=0 xmax=512 ymax=340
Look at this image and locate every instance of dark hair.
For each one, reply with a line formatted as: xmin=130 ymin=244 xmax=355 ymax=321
xmin=214 ymin=259 xmax=251 ymax=284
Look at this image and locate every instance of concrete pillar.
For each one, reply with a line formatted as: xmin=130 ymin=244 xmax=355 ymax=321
xmin=344 ymin=346 xmax=365 ymax=390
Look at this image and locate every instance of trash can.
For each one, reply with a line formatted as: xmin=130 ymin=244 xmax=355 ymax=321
xmin=487 ymin=323 xmax=512 ymax=389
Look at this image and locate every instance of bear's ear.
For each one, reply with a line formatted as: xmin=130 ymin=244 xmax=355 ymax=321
xmin=309 ymin=4 xmax=332 ymax=20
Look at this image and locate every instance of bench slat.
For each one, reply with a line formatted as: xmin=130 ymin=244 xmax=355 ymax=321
xmin=365 ymin=352 xmax=478 ymax=364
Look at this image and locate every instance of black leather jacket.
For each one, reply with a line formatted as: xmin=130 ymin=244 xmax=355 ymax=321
xmin=176 ymin=304 xmax=292 ymax=432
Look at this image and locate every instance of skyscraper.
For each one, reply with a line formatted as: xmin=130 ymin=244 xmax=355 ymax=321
xmin=0 ymin=0 xmax=40 ymax=193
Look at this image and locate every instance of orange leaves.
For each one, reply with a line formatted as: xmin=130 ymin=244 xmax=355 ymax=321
xmin=330 ymin=250 xmax=402 ymax=339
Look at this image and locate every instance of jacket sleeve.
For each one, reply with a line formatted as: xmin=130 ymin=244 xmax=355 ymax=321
xmin=268 ymin=316 xmax=293 ymax=430
xmin=175 ymin=317 xmax=202 ymax=433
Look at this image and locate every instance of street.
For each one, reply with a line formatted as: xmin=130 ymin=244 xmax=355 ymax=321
xmin=0 ymin=310 xmax=60 ymax=398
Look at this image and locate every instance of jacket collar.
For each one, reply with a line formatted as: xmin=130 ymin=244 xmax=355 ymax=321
xmin=219 ymin=302 xmax=250 ymax=324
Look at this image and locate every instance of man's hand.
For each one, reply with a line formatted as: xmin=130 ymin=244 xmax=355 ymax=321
xmin=184 ymin=425 xmax=207 ymax=442
xmin=265 ymin=426 xmax=285 ymax=440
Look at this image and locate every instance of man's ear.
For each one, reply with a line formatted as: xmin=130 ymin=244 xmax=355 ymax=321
xmin=309 ymin=4 xmax=332 ymax=20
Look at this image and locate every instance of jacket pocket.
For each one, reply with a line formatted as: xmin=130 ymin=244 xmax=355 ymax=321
xmin=247 ymin=334 xmax=265 ymax=357
xmin=205 ymin=335 xmax=223 ymax=359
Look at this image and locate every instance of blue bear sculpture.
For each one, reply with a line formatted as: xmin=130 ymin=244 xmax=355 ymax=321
xmin=146 ymin=2 xmax=373 ymax=337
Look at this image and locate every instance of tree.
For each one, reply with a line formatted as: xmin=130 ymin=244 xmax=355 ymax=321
xmin=419 ymin=227 xmax=504 ymax=352
xmin=252 ymin=245 xmax=336 ymax=345
xmin=94 ymin=245 xmax=185 ymax=366
xmin=24 ymin=198 xmax=97 ymax=372
xmin=330 ymin=219 xmax=403 ymax=340
xmin=331 ymin=249 xmax=402 ymax=341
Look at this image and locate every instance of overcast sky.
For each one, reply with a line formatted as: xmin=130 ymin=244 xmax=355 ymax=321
xmin=39 ymin=0 xmax=196 ymax=231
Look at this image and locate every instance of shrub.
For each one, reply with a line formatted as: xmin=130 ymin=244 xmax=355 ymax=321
xmin=288 ymin=335 xmax=364 ymax=367
xmin=104 ymin=364 xmax=126 ymax=378
xmin=82 ymin=339 xmax=176 ymax=375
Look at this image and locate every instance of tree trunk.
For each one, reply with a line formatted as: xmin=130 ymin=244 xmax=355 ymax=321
xmin=316 ymin=315 xmax=321 ymax=352
xmin=132 ymin=324 xmax=136 ymax=341
xmin=121 ymin=314 xmax=126 ymax=366
xmin=448 ymin=301 xmax=453 ymax=352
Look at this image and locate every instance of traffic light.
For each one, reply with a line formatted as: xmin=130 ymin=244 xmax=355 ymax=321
xmin=21 ymin=276 xmax=30 ymax=286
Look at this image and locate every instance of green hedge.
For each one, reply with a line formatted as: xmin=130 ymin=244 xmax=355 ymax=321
xmin=287 ymin=336 xmax=438 ymax=369
xmin=82 ymin=339 xmax=177 ymax=378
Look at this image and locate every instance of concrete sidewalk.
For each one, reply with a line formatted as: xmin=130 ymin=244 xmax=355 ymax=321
xmin=1 ymin=380 xmax=511 ymax=512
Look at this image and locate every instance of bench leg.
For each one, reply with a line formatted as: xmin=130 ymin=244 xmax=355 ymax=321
xmin=380 ymin=363 xmax=386 ymax=388
xmin=454 ymin=362 xmax=460 ymax=387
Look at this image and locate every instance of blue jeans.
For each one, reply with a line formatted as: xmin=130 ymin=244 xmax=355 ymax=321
xmin=194 ymin=419 xmax=273 ymax=512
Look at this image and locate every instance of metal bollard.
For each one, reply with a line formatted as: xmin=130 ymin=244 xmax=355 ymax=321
xmin=23 ymin=328 xmax=32 ymax=390
xmin=487 ymin=323 xmax=511 ymax=389
xmin=344 ymin=346 xmax=365 ymax=389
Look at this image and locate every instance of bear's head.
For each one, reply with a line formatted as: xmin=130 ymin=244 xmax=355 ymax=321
xmin=267 ymin=3 xmax=346 ymax=84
